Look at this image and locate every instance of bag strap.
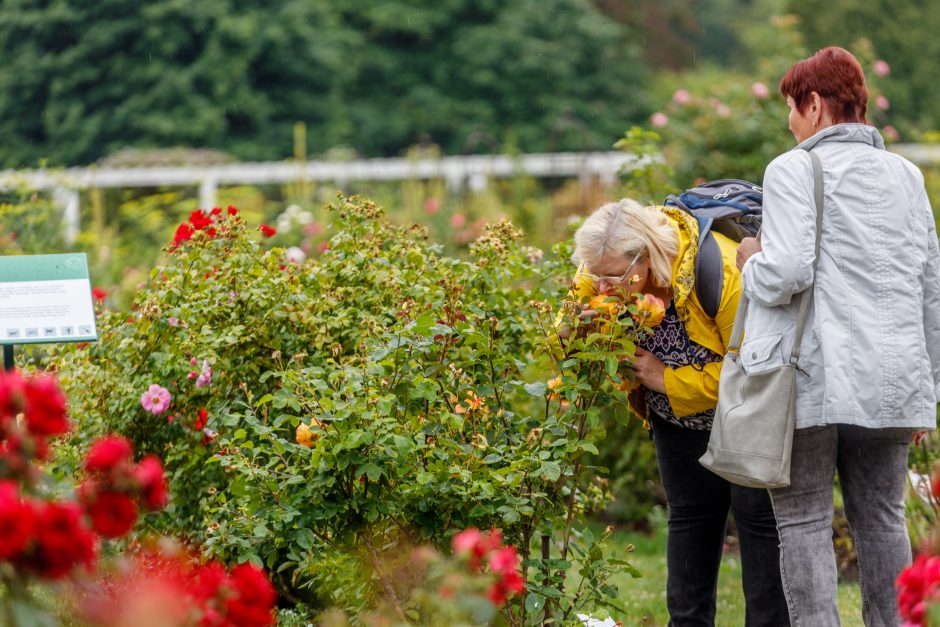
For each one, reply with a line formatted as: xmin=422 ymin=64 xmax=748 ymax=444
xmin=728 ymin=150 xmax=824 ymax=360
xmin=695 ymin=229 xmax=723 ymax=320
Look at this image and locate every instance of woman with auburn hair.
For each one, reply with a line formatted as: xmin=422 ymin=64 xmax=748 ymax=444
xmin=736 ymin=46 xmax=939 ymax=625
xmin=566 ymin=199 xmax=788 ymax=626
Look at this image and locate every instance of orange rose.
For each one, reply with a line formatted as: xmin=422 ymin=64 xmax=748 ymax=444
xmin=588 ymin=294 xmax=623 ymax=318
xmin=295 ymin=420 xmax=323 ymax=447
xmin=634 ymin=293 xmax=666 ymax=327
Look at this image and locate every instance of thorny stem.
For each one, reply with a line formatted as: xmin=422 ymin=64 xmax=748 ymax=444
xmin=561 ymin=358 xmax=602 ymax=565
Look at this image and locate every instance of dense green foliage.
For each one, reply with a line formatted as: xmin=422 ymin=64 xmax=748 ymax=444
xmin=50 ymin=197 xmax=665 ymax=621
xmin=789 ymin=0 xmax=940 ymax=138
xmin=0 ymin=0 xmax=648 ymax=167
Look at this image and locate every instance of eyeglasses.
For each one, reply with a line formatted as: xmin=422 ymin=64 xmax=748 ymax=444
xmin=581 ymin=251 xmax=644 ymax=285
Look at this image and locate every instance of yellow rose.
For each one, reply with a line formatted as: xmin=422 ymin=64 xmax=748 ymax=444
xmin=296 ymin=422 xmax=320 ymax=447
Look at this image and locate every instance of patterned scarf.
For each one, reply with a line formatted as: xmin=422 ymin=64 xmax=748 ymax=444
xmin=658 ymin=205 xmax=699 ymax=324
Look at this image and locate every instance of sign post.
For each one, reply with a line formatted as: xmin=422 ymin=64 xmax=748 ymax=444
xmin=0 ymin=253 xmax=99 ymax=370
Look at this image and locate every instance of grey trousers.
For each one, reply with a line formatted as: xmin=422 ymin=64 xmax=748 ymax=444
xmin=768 ymin=424 xmax=914 ymax=627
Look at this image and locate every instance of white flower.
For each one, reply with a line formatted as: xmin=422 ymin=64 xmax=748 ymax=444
xmin=286 ymin=246 xmax=307 ymax=264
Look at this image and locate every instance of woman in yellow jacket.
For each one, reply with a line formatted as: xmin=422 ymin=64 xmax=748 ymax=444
xmin=569 ymin=199 xmax=787 ymax=626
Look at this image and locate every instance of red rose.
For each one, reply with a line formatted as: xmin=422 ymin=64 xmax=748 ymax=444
xmin=0 ymin=369 xmax=25 ymax=426
xmin=135 ymin=455 xmax=169 ymax=510
xmin=173 ymin=223 xmax=195 ymax=247
xmin=0 ymin=481 xmax=34 ymax=560
xmin=487 ymin=546 xmax=519 ymax=577
xmin=224 ymin=563 xmax=277 ymax=626
xmin=452 ymin=527 xmax=504 ymax=571
xmin=487 ymin=569 xmax=525 ymax=606
xmin=0 ymin=430 xmax=50 ymax=474
xmin=92 ymin=287 xmax=107 ymax=301
xmin=0 ymin=429 xmax=30 ymax=475
xmin=82 ymin=489 xmax=138 ymax=538
xmin=931 ymin=468 xmax=940 ymax=501
xmin=452 ymin=528 xmax=484 ymax=556
xmin=191 ymin=561 xmax=230 ymax=603
xmin=194 ymin=408 xmax=208 ymax=430
xmin=27 ymin=501 xmax=97 ymax=579
xmin=227 ymin=205 xmax=239 ymax=216
xmin=189 ymin=210 xmax=212 ymax=231
xmin=34 ymin=435 xmax=50 ymax=461
xmin=210 ymin=207 xmax=222 ymax=216
xmin=23 ymin=374 xmax=70 ymax=436
xmin=259 ymin=224 xmax=276 ymax=238
xmin=85 ymin=435 xmax=133 ymax=473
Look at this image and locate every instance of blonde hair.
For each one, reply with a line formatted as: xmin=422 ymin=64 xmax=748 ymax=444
xmin=572 ymin=199 xmax=679 ymax=288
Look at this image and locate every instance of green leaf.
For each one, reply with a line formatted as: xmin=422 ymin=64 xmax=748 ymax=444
xmin=255 ymin=394 xmax=274 ymax=407
xmin=605 ymin=354 xmax=619 ymax=377
xmin=524 ymin=593 xmax=545 ymax=613
xmin=358 ymin=463 xmax=383 ymax=481
xmin=538 ymin=462 xmax=561 ymax=482
xmin=377 ymin=395 xmax=396 ymax=416
xmin=579 ymin=442 xmax=599 ymax=455
xmin=296 ymin=528 xmax=315 ymax=551
xmin=524 ymin=382 xmax=547 ymax=397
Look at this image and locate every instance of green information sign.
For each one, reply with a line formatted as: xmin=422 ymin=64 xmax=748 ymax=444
xmin=0 ymin=253 xmax=98 ymax=345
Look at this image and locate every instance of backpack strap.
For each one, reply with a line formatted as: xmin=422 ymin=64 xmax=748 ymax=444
xmin=691 ymin=215 xmax=723 ymax=320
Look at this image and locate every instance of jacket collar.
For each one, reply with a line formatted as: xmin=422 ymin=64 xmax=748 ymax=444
xmin=796 ymin=123 xmax=885 ymax=152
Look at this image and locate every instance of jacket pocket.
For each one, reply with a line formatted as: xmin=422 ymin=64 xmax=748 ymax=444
xmin=740 ymin=334 xmax=784 ymax=374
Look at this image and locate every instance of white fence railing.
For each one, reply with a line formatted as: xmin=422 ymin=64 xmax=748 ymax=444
xmin=2 ymin=144 xmax=939 ymax=244
xmin=0 ymin=151 xmax=644 ymax=244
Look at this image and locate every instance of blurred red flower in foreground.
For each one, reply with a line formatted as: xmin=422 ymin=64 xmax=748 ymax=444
xmin=897 ymin=553 xmax=940 ymax=626
xmin=451 ymin=527 xmax=525 ymax=606
xmin=80 ymin=548 xmax=277 ymax=627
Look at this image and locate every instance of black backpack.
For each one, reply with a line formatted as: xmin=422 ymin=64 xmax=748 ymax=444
xmin=664 ymin=179 xmax=763 ymax=319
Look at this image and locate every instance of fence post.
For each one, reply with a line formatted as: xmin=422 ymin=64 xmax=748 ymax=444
xmin=199 ymin=177 xmax=218 ymax=210
xmin=54 ymin=187 xmax=81 ymax=246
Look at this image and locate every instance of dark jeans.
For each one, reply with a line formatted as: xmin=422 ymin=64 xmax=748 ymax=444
xmin=651 ymin=415 xmax=789 ymax=627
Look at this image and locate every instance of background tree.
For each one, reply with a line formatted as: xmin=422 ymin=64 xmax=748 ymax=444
xmin=0 ymin=0 xmax=648 ymax=167
xmin=789 ymin=0 xmax=940 ymax=137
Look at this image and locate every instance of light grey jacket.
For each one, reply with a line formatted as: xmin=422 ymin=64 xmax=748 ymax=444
xmin=740 ymin=123 xmax=940 ymax=430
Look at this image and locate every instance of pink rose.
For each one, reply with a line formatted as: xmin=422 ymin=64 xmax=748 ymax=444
xmin=672 ymin=89 xmax=691 ymax=105
xmin=873 ymin=60 xmax=891 ymax=77
xmin=882 ymin=125 xmax=900 ymax=142
xmin=650 ymin=112 xmax=668 ymax=128
xmin=876 ymin=95 xmax=890 ymax=110
xmin=195 ymin=360 xmax=212 ymax=389
xmin=140 ymin=384 xmax=171 ymax=415
xmin=751 ymin=82 xmax=769 ymax=99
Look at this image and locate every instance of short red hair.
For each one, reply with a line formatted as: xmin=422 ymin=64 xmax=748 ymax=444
xmin=779 ymin=47 xmax=868 ymax=124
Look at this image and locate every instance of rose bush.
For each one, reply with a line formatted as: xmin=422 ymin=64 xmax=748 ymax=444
xmin=646 ymin=19 xmax=898 ymax=186
xmin=51 ymin=195 xmax=658 ymax=622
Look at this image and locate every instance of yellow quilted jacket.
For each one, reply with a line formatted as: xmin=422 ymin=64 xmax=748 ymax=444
xmin=568 ymin=206 xmax=742 ymax=421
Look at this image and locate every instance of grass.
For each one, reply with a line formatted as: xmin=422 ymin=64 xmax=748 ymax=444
xmin=582 ymin=509 xmax=864 ymax=626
